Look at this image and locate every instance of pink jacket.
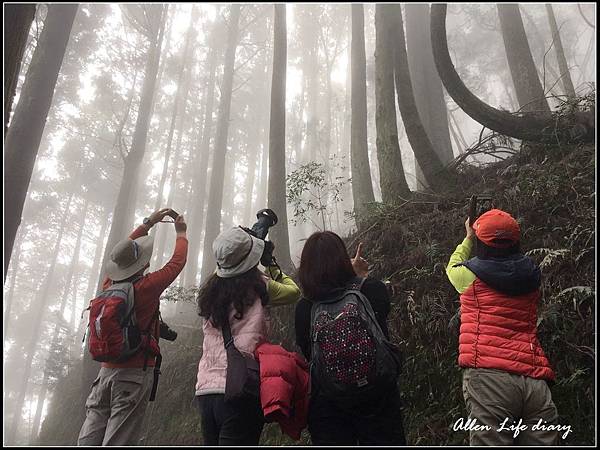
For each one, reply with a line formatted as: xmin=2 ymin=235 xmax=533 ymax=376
xmin=195 ymin=297 xmax=270 ymax=395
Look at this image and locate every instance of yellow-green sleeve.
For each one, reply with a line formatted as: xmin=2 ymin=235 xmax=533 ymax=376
xmin=446 ymin=237 xmax=477 ymax=294
xmin=265 ymin=266 xmax=302 ymax=307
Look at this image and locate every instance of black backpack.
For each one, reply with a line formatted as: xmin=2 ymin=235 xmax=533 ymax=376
xmin=310 ymin=278 xmax=402 ymax=409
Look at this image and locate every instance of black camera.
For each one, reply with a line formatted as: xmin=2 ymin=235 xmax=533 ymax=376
xmin=159 ymin=320 xmax=177 ymax=341
xmin=250 ymin=209 xmax=278 ymax=240
xmin=468 ymin=194 xmax=494 ymax=226
xmin=242 ymin=209 xmax=279 ymax=267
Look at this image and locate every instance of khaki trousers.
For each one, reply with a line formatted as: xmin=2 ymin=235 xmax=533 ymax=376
xmin=78 ymin=367 xmax=153 ymax=446
xmin=462 ymin=368 xmax=559 ymax=446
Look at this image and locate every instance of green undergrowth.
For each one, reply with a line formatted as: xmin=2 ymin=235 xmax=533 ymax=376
xmin=38 ymin=140 xmax=594 ymax=446
xmin=359 ymin=140 xmax=595 ymax=445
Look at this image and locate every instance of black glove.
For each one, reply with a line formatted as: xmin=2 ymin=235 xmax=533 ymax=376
xmin=261 ymin=240 xmax=275 ymax=267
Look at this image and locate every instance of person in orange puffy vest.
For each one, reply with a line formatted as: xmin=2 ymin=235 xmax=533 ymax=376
xmin=446 ymin=209 xmax=559 ymax=446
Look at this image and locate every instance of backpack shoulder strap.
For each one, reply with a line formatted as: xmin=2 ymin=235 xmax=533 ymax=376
xmin=344 ymin=282 xmax=386 ymax=338
xmin=221 ymin=317 xmax=234 ymax=349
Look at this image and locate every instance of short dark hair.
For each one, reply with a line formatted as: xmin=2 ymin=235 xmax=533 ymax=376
xmin=197 ymin=268 xmax=269 ymax=328
xmin=298 ymin=231 xmax=356 ymax=301
xmin=474 ymin=237 xmax=521 ymax=259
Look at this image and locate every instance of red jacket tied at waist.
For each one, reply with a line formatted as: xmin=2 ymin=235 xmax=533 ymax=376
xmin=254 ymin=342 xmax=310 ymax=440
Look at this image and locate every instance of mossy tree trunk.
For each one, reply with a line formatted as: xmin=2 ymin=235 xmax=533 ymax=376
xmin=267 ymin=4 xmax=294 ymax=272
xmin=545 ymin=4 xmax=576 ymax=98
xmin=389 ymin=4 xmax=448 ymax=192
xmin=497 ymin=4 xmax=551 ymax=113
xmin=374 ymin=4 xmax=411 ymax=203
xmin=350 ymin=4 xmax=375 ymax=225
xmin=405 ymin=4 xmax=454 ymax=189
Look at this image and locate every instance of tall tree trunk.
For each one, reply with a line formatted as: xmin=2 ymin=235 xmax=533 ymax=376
xmin=4 ymin=5 xmax=78 ymax=282
xmin=256 ymin=126 xmax=269 ymax=214
xmin=545 ymin=4 xmax=576 ymax=98
xmin=200 ymin=5 xmax=241 ymax=282
xmin=350 ymin=4 xmax=376 ymax=225
xmin=152 ymin=9 xmax=196 ymax=214
xmin=97 ymin=4 xmax=166 ymax=294
xmin=497 ymin=4 xmax=551 ymax=113
xmin=153 ymin=52 xmax=194 ymax=270
xmin=268 ymin=4 xmax=294 ymax=272
xmin=4 ymin=4 xmax=36 ymax=135
xmin=299 ymin=7 xmax=320 ymax=164
xmin=405 ymin=4 xmax=454 ymax=189
xmin=6 ymin=191 xmax=74 ymax=445
xmin=3 ymin=228 xmax=28 ymax=345
xmin=83 ymin=210 xmax=110 ymax=309
xmin=388 ymin=4 xmax=449 ymax=193
xmin=30 ymin=198 xmax=89 ymax=442
xmin=430 ymin=4 xmax=587 ymax=143
xmin=254 ymin=53 xmax=273 ymax=216
xmin=182 ymin=26 xmax=220 ymax=288
xmin=82 ymin=4 xmax=167 ymax=431
xmin=375 ymin=5 xmax=411 ymax=203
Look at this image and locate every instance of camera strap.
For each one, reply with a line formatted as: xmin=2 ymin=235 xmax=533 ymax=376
xmin=149 ymin=353 xmax=162 ymax=402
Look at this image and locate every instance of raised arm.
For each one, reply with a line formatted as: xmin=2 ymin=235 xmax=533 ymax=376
xmin=265 ymin=265 xmax=301 ymax=307
xmin=446 ymin=218 xmax=477 ymax=294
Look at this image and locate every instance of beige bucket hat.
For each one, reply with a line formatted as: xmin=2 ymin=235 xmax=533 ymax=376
xmin=213 ymin=227 xmax=265 ymax=278
xmin=105 ymin=235 xmax=155 ymax=281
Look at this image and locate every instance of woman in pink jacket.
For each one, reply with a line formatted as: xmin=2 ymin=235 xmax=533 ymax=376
xmin=194 ymin=226 xmax=301 ymax=445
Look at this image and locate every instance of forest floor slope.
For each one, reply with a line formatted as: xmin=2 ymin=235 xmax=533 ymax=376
xmin=39 ymin=140 xmax=595 ymax=445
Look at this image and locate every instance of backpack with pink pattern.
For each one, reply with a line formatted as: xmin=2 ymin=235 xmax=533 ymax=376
xmin=310 ymin=278 xmax=401 ymax=408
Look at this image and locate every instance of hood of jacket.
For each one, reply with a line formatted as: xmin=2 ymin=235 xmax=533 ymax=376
xmin=461 ymin=254 xmax=541 ymax=296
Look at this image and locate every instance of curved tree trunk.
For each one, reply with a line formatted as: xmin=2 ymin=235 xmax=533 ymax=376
xmin=545 ymin=4 xmax=576 ymax=98
xmin=430 ymin=4 xmax=559 ymax=142
xmin=200 ymin=5 xmax=241 ymax=282
xmin=405 ymin=4 xmax=454 ymax=189
xmin=268 ymin=4 xmax=294 ymax=272
xmin=374 ymin=4 xmax=410 ymax=202
xmin=389 ymin=4 xmax=448 ymax=192
xmin=497 ymin=4 xmax=550 ymax=114
xmin=350 ymin=4 xmax=376 ymax=225
xmin=4 ymin=4 xmax=36 ymax=135
xmin=4 ymin=4 xmax=78 ymax=283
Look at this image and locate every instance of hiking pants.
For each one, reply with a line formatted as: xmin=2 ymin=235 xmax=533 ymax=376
xmin=78 ymin=367 xmax=153 ymax=446
xmin=462 ymin=367 xmax=559 ymax=446
xmin=195 ymin=394 xmax=265 ymax=445
xmin=307 ymin=385 xmax=407 ymax=445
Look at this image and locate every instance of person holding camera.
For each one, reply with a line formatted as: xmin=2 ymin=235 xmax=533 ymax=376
xmin=194 ymin=225 xmax=301 ymax=446
xmin=446 ymin=209 xmax=558 ymax=446
xmin=78 ymin=208 xmax=187 ymax=446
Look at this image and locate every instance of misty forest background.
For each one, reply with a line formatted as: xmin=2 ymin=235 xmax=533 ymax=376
xmin=3 ymin=3 xmax=596 ymax=446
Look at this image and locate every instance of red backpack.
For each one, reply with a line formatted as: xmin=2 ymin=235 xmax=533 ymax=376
xmin=85 ymin=278 xmax=159 ymax=363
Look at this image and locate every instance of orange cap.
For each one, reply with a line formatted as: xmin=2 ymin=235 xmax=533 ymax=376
xmin=473 ymin=209 xmax=520 ymax=248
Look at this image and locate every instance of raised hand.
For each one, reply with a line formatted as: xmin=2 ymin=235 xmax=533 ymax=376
xmin=148 ymin=208 xmax=172 ymax=225
xmin=351 ymin=242 xmax=369 ymax=278
xmin=465 ymin=217 xmax=475 ymax=240
xmin=174 ymin=214 xmax=187 ymax=234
